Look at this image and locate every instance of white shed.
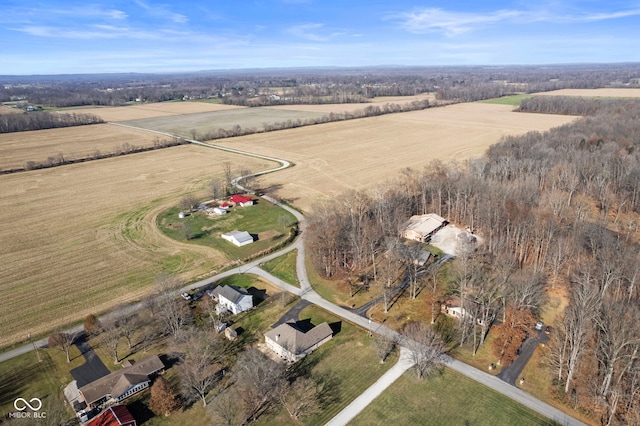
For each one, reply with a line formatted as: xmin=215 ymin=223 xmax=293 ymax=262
xmin=221 ymin=230 xmax=253 ymax=247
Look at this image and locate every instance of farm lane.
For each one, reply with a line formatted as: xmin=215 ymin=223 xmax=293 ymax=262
xmin=0 ymin=126 xmax=585 ymax=426
xmin=325 ymin=346 xmax=415 ymax=426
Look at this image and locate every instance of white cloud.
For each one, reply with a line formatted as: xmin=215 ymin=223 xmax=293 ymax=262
xmin=286 ymin=23 xmax=329 ymax=41
xmin=134 ymin=0 xmax=188 ymax=24
xmin=390 ymin=6 xmax=640 ymax=36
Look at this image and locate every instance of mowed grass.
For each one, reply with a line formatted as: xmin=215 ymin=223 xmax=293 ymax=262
xmin=0 ymin=145 xmax=276 ymax=348
xmin=350 ymin=368 xmax=557 ymax=426
xmin=480 ymin=94 xmax=534 ymax=105
xmin=256 ymin=305 xmax=398 ymax=426
xmin=157 ymin=201 xmax=297 ymax=261
xmin=260 ymin=249 xmax=299 ymax=286
xmin=0 ymin=346 xmax=82 ymax=422
xmin=119 ymin=107 xmax=327 ymax=139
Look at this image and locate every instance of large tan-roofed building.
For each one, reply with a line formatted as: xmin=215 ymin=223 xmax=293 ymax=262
xmin=402 ymin=213 xmax=447 ymax=242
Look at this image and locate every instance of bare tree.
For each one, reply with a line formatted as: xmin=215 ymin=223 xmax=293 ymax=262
xmin=180 ymin=195 xmax=199 ymax=213
xmin=48 ymin=332 xmax=75 ymax=363
xmin=277 ymin=377 xmax=322 ymax=421
xmin=373 ymin=335 xmax=395 ymax=363
xmin=100 ymin=320 xmax=122 ymax=364
xmin=403 ymin=322 xmax=446 ymax=379
xmin=210 ymin=178 xmax=224 ymax=200
xmin=209 ymin=389 xmax=245 ymax=426
xmin=117 ymin=313 xmax=138 ymax=351
xmin=234 ymin=348 xmax=286 ymax=422
xmin=178 ymin=328 xmax=226 ymax=407
xmin=155 ymin=276 xmax=194 ymax=338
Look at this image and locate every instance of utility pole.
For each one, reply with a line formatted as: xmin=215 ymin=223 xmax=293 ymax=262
xmin=28 ymin=333 xmax=42 ymax=362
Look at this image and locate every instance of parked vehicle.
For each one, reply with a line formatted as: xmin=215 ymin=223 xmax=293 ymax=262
xmin=534 ymin=321 xmax=544 ymax=331
xmin=181 ymin=292 xmax=192 ymax=301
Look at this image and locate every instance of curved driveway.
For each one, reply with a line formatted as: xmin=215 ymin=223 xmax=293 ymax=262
xmin=0 ymin=126 xmax=586 ymax=426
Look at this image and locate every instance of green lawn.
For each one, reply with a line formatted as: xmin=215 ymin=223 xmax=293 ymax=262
xmin=256 ymin=305 xmax=398 ymax=426
xmin=157 ymin=199 xmax=297 ymax=261
xmin=260 ymin=250 xmax=299 ymax=287
xmin=350 ymin=368 xmax=558 ymax=426
xmin=0 ymin=346 xmax=82 ymax=423
xmin=480 ymin=94 xmax=534 ymax=106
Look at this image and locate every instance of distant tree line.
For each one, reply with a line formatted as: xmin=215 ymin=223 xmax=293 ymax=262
xmin=517 ymin=95 xmax=637 ymax=116
xmin=0 ymin=136 xmax=186 ymax=174
xmin=0 ymin=111 xmax=103 ymax=133
xmin=3 ymin=64 xmax=639 ymax=108
xmin=306 ymin=98 xmax=640 ymax=424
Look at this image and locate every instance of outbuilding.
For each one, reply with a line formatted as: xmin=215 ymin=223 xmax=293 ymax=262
xmin=221 ymin=230 xmax=253 ymax=247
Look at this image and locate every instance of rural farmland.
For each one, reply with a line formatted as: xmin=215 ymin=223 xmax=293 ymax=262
xmin=69 ymin=101 xmax=244 ymax=122
xmin=118 ymin=107 xmax=328 ymax=139
xmin=0 ymin=145 xmax=275 ymax=348
xmin=215 ymin=102 xmax=577 ymax=211
xmin=0 ymin=100 xmax=575 ymax=347
xmin=0 ymin=123 xmax=170 ymax=170
xmin=542 ymin=88 xmax=640 ymax=97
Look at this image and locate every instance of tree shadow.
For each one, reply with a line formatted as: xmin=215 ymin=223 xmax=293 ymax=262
xmin=126 ymin=398 xmax=155 ymax=424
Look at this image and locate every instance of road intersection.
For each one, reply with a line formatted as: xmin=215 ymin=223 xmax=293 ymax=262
xmin=0 ymin=135 xmax=586 ymax=426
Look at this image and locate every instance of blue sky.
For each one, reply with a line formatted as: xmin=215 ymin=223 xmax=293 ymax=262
xmin=1 ymin=0 xmax=640 ymax=75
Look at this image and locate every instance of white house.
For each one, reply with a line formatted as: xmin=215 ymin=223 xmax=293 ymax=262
xmin=402 ymin=213 xmax=447 ymax=242
xmin=221 ymin=230 xmax=253 ymax=247
xmin=209 ymin=285 xmax=253 ymax=315
xmin=265 ymin=321 xmax=333 ymax=362
xmin=441 ymin=295 xmax=486 ymax=326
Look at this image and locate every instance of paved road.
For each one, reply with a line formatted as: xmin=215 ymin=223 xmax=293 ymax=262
xmin=325 ymin=347 xmax=415 ymax=426
xmin=0 ymin=128 xmax=586 ymax=426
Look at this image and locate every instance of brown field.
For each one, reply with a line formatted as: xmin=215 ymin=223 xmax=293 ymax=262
xmin=216 ymin=103 xmax=576 ymax=211
xmin=543 ymin=88 xmax=640 ymax=98
xmin=0 ymin=105 xmax=21 ymax=114
xmin=69 ymin=101 xmax=244 ymax=122
xmin=0 ymin=124 xmax=166 ymax=170
xmin=263 ymin=93 xmax=438 ymax=114
xmin=0 ymin=146 xmax=275 ymax=348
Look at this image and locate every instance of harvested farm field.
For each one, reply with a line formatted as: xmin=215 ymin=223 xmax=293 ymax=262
xmin=215 ymin=103 xmax=576 ymax=211
xmin=0 ymin=123 xmax=168 ymax=170
xmin=0 ymin=145 xmax=275 ymax=348
xmin=119 ymin=107 xmax=327 ymax=138
xmin=69 ymin=101 xmax=243 ymax=122
xmin=543 ymin=88 xmax=640 ymax=98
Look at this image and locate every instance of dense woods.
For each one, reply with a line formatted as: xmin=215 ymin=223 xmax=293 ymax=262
xmin=0 ymin=111 xmax=102 ymax=133
xmin=305 ymin=97 xmax=640 ymax=424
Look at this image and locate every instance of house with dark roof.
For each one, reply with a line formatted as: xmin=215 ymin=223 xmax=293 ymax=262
xmin=265 ymin=321 xmax=333 ymax=362
xmin=208 ymin=285 xmax=254 ymax=315
xmin=86 ymin=404 xmax=136 ymax=426
xmin=79 ymin=355 xmax=164 ymax=408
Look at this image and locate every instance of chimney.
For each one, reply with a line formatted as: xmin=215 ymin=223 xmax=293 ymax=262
xmin=275 ymin=334 xmax=280 ymax=342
